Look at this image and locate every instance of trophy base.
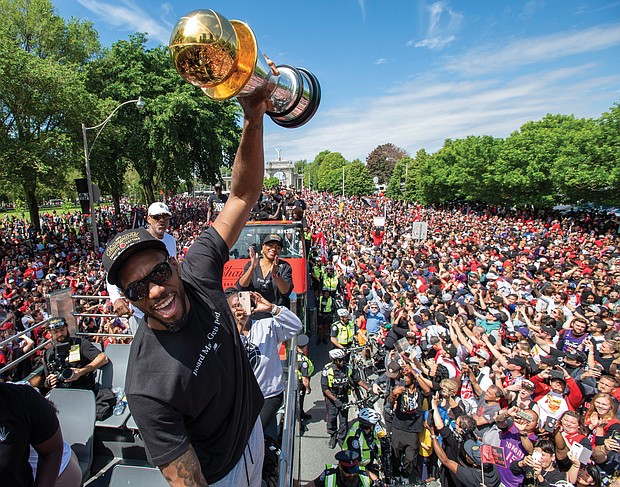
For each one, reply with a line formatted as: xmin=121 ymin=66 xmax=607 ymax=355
xmin=269 ymin=67 xmax=321 ymax=129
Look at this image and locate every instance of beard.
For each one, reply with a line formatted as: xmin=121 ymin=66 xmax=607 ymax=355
xmin=145 ymin=285 xmax=189 ymax=333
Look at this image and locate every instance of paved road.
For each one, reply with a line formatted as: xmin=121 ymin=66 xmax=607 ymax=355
xmin=296 ymin=339 xmax=380 ymax=484
xmin=296 ymin=338 xmax=334 ymax=484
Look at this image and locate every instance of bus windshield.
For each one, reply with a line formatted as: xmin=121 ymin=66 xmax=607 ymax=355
xmin=229 ymin=222 xmax=305 ymax=260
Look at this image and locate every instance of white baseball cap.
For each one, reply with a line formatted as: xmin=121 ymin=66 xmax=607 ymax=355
xmin=148 ymin=202 xmax=171 ymax=216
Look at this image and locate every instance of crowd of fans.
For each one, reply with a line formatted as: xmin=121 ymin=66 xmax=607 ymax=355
xmin=1 ymin=186 xmax=620 ymax=486
xmin=301 ymin=192 xmax=620 ymax=486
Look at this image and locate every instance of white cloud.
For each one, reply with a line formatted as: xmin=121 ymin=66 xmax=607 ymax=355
xmin=77 ymin=0 xmax=170 ymax=44
xmin=445 ymin=23 xmax=620 ymax=76
xmin=411 ymin=1 xmax=463 ymax=50
xmin=411 ymin=36 xmax=455 ymax=49
xmin=264 ymin=64 xmax=620 ymax=163
xmin=358 ymin=0 xmax=366 ymax=21
xmin=522 ymin=0 xmax=545 ymax=17
xmin=375 ymin=58 xmax=388 ymax=65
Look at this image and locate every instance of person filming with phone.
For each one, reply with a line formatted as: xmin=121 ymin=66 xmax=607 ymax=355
xmin=226 ymin=289 xmax=302 ymax=443
xmin=509 ymin=438 xmax=580 ymax=486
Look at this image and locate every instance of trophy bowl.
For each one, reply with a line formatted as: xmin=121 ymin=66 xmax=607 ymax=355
xmin=170 ymin=9 xmax=320 ymax=128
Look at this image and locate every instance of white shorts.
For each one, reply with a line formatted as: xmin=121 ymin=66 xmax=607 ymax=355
xmin=212 ymin=418 xmax=265 ymax=487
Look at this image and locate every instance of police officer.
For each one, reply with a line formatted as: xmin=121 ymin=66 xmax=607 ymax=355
xmin=331 ymin=309 xmax=355 ymax=350
xmin=297 ymin=334 xmax=314 ymax=421
xmin=306 ymin=450 xmax=378 ymax=487
xmin=322 ymin=349 xmax=370 ymax=449
xmin=322 ymin=265 xmax=339 ymax=297
xmin=317 ymin=287 xmax=335 ymax=345
xmin=344 ymin=408 xmax=383 ymax=480
xmin=31 ymin=317 xmax=109 ymax=392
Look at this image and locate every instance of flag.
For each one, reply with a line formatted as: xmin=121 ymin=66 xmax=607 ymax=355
xmin=480 ymin=445 xmax=506 ymax=468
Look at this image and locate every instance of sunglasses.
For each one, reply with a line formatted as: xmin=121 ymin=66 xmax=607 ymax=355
xmin=123 ymin=260 xmax=173 ymax=301
xmin=150 ymin=214 xmax=170 ymax=221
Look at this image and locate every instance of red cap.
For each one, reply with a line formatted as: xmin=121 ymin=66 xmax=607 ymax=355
xmin=0 ymin=322 xmax=15 ymax=331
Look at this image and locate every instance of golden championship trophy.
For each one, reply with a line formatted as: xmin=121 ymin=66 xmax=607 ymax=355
xmin=170 ymin=9 xmax=321 ymax=128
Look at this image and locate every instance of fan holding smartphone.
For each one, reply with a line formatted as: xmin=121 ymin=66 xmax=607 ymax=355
xmin=226 ymin=288 xmax=303 ymax=444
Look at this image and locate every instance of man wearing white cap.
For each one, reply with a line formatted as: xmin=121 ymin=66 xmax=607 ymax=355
xmin=106 ymin=202 xmax=177 ymax=333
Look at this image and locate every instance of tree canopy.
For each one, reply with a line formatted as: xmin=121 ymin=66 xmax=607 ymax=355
xmin=0 ymin=0 xmax=100 ymax=229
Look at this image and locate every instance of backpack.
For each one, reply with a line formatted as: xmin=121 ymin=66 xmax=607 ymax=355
xmin=95 ymin=388 xmax=116 ymax=421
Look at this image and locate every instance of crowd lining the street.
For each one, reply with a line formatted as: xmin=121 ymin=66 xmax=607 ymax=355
xmin=1 ymin=188 xmax=620 ymax=486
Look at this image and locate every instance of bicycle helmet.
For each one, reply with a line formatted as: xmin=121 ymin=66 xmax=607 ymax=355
xmin=329 ymin=349 xmax=347 ymax=360
xmin=337 ymin=308 xmax=349 ymax=317
xmin=358 ymin=408 xmax=381 ymax=425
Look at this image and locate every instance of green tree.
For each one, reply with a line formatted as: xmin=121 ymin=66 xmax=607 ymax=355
xmin=0 ymin=0 xmax=99 ymax=230
xmin=365 ymin=143 xmax=408 ymax=185
xmin=85 ymin=34 xmax=241 ymax=208
xmin=263 ymin=176 xmax=280 ymax=189
xmin=386 ymin=156 xmax=416 ymax=200
xmin=344 ymin=159 xmax=374 ymax=196
xmin=494 ymin=114 xmax=593 ymax=207
xmin=595 ymin=102 xmax=620 ymax=205
xmin=317 ymin=152 xmax=348 ymax=192
xmin=305 ymin=150 xmax=330 ymax=191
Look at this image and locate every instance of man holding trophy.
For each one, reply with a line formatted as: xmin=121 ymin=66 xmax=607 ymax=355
xmin=102 ymin=9 xmax=320 ymax=487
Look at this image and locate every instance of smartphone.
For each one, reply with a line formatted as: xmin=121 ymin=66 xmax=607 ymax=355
xmin=532 ymin=450 xmax=543 ymax=463
xmin=544 ymin=417 xmax=558 ymax=433
xmin=238 ymin=291 xmax=252 ymax=315
xmin=516 ymin=410 xmax=534 ymax=423
xmin=569 ymin=442 xmax=593 ymax=464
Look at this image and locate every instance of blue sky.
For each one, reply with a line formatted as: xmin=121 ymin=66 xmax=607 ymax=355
xmin=56 ymin=0 xmax=620 ymax=164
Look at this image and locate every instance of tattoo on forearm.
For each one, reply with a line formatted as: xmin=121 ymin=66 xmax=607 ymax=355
xmin=160 ymin=447 xmax=207 ymax=486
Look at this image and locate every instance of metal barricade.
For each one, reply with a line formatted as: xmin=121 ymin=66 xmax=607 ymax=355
xmin=278 ymin=295 xmax=301 ymax=487
xmin=0 ymin=317 xmax=52 ymax=378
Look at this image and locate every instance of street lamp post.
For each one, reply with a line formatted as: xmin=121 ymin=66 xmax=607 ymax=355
xmin=81 ymin=97 xmax=144 ymax=250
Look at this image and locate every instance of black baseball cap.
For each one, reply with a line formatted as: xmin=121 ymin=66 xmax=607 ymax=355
xmin=47 ymin=317 xmax=68 ymax=330
xmin=262 ymin=234 xmax=283 ymax=246
xmin=540 ymin=326 xmax=557 ymax=338
xmin=386 ymin=361 xmax=401 ymax=379
xmin=540 ymin=354 xmax=561 ymax=366
xmin=564 ymin=350 xmax=587 ymax=364
xmin=103 ymin=228 xmax=166 ymax=286
xmin=464 ymin=440 xmax=482 ymax=466
xmin=508 ymin=356 xmax=528 ymax=369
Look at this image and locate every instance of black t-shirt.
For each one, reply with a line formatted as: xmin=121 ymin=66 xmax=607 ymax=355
xmin=392 ymin=385 xmax=425 ymax=432
xmin=207 ymin=193 xmax=228 ymax=221
xmin=0 ymin=383 xmax=59 ymax=487
xmin=238 ymin=257 xmax=293 ymax=314
xmin=456 ymin=464 xmax=501 ymax=487
xmin=44 ymin=336 xmax=102 ymax=391
xmin=509 ymin=460 xmax=567 ymax=486
xmin=125 ymin=226 xmax=263 ymax=484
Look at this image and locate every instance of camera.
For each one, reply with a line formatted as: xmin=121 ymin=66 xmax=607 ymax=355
xmin=47 ymin=343 xmax=74 ymax=383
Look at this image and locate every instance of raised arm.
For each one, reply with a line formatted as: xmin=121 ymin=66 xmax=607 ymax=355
xmin=212 ymin=93 xmax=269 ymax=249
